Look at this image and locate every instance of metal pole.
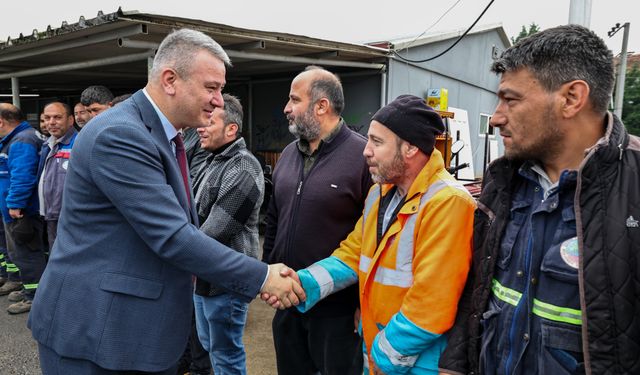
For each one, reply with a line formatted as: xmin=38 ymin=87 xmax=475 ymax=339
xmin=380 ymin=70 xmax=387 ymax=107
xmin=225 ymin=50 xmax=385 ymax=70
xmin=482 ymin=131 xmax=490 ymax=174
xmin=11 ymin=77 xmax=20 ymax=108
xmin=569 ymin=0 xmax=592 ymax=27
xmin=454 ymin=130 xmax=461 ymax=179
xmin=118 ymin=38 xmax=159 ymax=50
xmin=0 ymin=51 xmax=155 ymax=80
xmin=614 ymin=23 xmax=630 ymax=118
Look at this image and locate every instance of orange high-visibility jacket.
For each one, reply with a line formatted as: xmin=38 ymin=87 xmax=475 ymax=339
xmin=298 ymin=150 xmax=476 ymax=374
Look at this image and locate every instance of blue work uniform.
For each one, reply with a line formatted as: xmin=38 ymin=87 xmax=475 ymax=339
xmin=480 ymin=162 xmax=585 ymax=374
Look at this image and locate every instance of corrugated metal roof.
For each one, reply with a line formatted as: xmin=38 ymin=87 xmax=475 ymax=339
xmin=1 ymin=11 xmax=119 ymax=49
xmin=0 ymin=8 xmax=389 ymax=96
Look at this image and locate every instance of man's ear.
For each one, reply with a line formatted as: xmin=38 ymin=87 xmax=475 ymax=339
xmin=226 ymin=123 xmax=239 ymax=138
xmin=560 ymin=80 xmax=590 ymax=118
xmin=315 ymin=98 xmax=330 ymax=116
xmin=160 ymin=68 xmax=179 ymax=95
xmin=404 ymin=142 xmax=419 ymax=159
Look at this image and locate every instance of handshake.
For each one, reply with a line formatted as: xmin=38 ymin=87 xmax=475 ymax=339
xmin=259 ymin=264 xmax=305 ymax=310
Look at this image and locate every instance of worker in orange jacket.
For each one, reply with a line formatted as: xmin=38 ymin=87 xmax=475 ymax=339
xmin=268 ymin=95 xmax=475 ymax=374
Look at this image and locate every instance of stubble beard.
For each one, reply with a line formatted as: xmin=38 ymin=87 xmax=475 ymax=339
xmin=371 ymin=149 xmax=406 ymax=185
xmin=505 ymin=104 xmax=564 ymax=163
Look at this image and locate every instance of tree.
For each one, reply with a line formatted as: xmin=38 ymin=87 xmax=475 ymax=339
xmin=511 ymin=23 xmax=540 ymax=44
xmin=622 ymin=65 xmax=640 ymax=136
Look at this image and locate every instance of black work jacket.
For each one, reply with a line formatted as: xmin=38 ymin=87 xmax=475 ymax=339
xmin=439 ymin=113 xmax=640 ymax=375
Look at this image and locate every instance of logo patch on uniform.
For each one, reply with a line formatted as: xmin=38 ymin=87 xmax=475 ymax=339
xmin=62 ymin=160 xmax=69 ymax=170
xmin=560 ymin=237 xmax=579 ymax=269
xmin=627 ymin=216 xmax=639 ymax=228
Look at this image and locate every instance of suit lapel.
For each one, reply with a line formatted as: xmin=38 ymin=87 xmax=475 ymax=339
xmin=131 ymin=90 xmax=197 ymax=224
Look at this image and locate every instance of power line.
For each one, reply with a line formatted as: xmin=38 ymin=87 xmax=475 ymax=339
xmin=392 ymin=0 xmax=495 ymax=64
xmin=402 ymin=0 xmax=464 ymax=50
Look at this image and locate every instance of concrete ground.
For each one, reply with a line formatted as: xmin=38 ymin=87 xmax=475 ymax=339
xmin=0 ymin=294 xmax=278 ymax=375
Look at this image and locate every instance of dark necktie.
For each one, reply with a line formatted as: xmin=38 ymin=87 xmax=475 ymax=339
xmin=173 ymin=133 xmax=191 ymax=206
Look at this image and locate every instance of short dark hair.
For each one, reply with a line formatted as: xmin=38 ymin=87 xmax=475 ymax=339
xmin=80 ymin=85 xmax=114 ymax=106
xmin=44 ymin=101 xmax=73 ymax=117
xmin=304 ymin=65 xmax=345 ymax=116
xmin=0 ymin=103 xmax=25 ymax=123
xmin=491 ymin=24 xmax=614 ymax=114
xmin=221 ymin=94 xmax=243 ymax=135
xmin=112 ymin=93 xmax=132 ymax=106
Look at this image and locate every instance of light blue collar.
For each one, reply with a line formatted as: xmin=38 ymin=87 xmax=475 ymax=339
xmin=142 ymin=88 xmax=178 ymax=143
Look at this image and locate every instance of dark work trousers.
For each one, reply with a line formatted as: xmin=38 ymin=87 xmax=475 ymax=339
xmin=46 ymin=219 xmax=58 ymax=253
xmin=39 ymin=343 xmax=178 ymax=375
xmin=3 ymin=217 xmax=47 ymax=300
xmin=0 ymin=225 xmax=20 ymax=281
xmin=272 ymin=309 xmax=363 ymax=375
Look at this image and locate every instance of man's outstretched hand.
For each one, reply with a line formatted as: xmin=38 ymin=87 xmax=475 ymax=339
xmin=260 ymin=264 xmax=305 ymax=310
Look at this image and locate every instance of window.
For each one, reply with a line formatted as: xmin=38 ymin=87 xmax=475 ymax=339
xmin=479 ymin=113 xmax=494 ymax=137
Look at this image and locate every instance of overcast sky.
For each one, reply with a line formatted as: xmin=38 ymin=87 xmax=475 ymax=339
xmin=1 ymin=1 xmax=637 ymax=56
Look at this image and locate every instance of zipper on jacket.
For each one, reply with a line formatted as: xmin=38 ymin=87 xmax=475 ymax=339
xmin=618 ymin=143 xmax=624 ymax=160
xmin=284 ymin=152 xmax=321 ymax=266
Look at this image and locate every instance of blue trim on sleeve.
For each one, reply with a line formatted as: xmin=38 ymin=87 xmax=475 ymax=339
xmin=296 ymin=256 xmax=358 ymax=313
xmin=296 ymin=268 xmax=321 ymax=312
xmin=372 ymin=311 xmax=442 ymax=374
xmin=319 ymin=256 xmax=358 ymax=290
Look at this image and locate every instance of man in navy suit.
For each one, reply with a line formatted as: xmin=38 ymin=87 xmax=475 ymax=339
xmin=29 ymin=28 xmax=304 ymax=374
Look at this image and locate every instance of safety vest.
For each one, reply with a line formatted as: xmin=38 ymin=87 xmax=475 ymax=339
xmin=332 ymin=150 xmax=476 ymax=373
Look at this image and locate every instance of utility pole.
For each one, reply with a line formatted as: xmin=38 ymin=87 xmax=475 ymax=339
xmin=609 ymin=22 xmax=630 ymax=118
xmin=569 ymin=0 xmax=592 ymax=27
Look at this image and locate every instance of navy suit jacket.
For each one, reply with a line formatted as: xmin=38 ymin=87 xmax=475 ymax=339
xmin=29 ymin=90 xmax=268 ymax=371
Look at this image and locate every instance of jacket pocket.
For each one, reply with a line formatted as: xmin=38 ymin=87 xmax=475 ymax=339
xmin=479 ymin=298 xmax=502 ymax=375
xmin=539 ymin=321 xmax=585 ymax=374
xmin=540 ymin=236 xmax=579 ymax=284
xmin=496 ymin=210 xmax=527 ymax=270
xmin=99 ymin=272 xmax=163 ymax=300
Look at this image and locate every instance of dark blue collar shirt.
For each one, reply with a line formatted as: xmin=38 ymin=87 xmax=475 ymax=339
xmin=480 ymin=161 xmax=585 ymax=375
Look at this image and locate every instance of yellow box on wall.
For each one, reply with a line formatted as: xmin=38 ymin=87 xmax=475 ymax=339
xmin=426 ymin=88 xmax=448 ymax=111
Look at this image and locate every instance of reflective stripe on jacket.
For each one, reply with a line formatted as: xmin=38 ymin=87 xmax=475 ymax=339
xmin=298 ymin=150 xmax=475 ymax=374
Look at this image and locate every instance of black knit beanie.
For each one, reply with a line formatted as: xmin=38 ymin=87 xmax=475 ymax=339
xmin=371 ymin=95 xmax=445 ymax=155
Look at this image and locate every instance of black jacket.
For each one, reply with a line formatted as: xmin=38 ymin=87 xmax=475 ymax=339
xmin=263 ymin=123 xmax=372 ymax=317
xmin=439 ymin=113 xmax=640 ymax=375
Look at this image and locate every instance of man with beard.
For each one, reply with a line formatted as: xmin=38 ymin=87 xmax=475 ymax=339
xmin=73 ymin=102 xmax=90 ymax=130
xmin=38 ymin=112 xmax=50 ymax=139
xmin=439 ymin=25 xmax=640 ymax=375
xmin=268 ymin=94 xmax=476 ymax=374
xmin=262 ymin=65 xmax=371 ymax=375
